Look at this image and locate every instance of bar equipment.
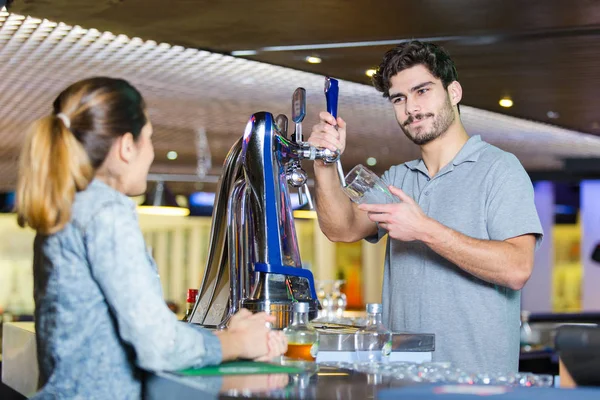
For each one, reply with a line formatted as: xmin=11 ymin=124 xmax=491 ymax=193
xmin=324 ymin=77 xmax=346 ymax=186
xmin=354 ymin=303 xmax=392 ymax=363
xmin=288 ymin=88 xmax=313 ymax=209
xmin=188 ymin=80 xmax=341 ymax=329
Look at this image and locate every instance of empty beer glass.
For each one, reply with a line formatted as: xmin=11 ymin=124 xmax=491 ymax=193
xmin=342 ymin=164 xmax=397 ymax=205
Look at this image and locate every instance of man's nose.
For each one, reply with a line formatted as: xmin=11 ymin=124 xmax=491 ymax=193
xmin=405 ymin=96 xmax=421 ymax=115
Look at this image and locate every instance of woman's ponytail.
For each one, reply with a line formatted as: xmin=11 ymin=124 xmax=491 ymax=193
xmin=16 ymin=114 xmax=93 ymax=234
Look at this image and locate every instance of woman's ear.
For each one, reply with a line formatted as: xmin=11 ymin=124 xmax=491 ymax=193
xmin=117 ymin=133 xmax=135 ymax=163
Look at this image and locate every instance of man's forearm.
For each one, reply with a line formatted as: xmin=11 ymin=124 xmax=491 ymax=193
xmin=419 ymin=218 xmax=535 ymax=290
xmin=313 ymin=164 xmax=360 ymax=242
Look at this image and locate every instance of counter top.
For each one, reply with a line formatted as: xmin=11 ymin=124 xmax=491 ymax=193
xmin=146 ymin=366 xmax=600 ymax=400
xmin=145 ymin=363 xmax=415 ymax=400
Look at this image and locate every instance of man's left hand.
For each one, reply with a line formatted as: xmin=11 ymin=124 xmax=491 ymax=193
xmin=358 ymin=186 xmax=430 ymax=242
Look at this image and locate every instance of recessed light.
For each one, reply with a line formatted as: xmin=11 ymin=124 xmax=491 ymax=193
xmin=231 ymin=50 xmax=257 ymax=56
xmin=366 ymin=157 xmax=377 ymax=166
xmin=167 ymin=151 xmax=178 ymax=160
xmin=547 ymin=111 xmax=559 ymax=119
xmin=305 ymin=56 xmax=322 ymax=64
xmin=499 ymin=97 xmax=513 ymax=108
xmin=365 ymin=69 xmax=377 ymax=77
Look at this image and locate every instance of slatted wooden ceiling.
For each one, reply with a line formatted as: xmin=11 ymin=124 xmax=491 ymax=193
xmin=2 ymin=0 xmax=600 ymax=194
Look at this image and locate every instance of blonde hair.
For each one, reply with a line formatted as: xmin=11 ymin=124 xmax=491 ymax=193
xmin=15 ymin=77 xmax=147 ymax=235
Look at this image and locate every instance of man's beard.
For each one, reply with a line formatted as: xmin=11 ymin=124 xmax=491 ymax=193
xmin=399 ymin=96 xmax=455 ymax=145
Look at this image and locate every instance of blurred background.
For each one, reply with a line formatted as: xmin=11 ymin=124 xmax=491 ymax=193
xmin=1 ymin=0 xmax=600 ymax=330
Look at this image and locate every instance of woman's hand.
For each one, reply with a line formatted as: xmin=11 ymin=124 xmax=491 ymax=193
xmin=217 ymin=309 xmax=287 ymax=361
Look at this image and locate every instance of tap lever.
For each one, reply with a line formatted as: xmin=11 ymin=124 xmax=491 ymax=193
xmin=324 ymin=77 xmax=346 ymax=186
xmin=301 ymin=184 xmax=314 ymax=210
xmin=292 ymin=88 xmax=306 ymax=143
xmin=336 ymin=161 xmax=346 ymax=186
xmin=275 ymin=114 xmax=289 ymax=138
xmin=324 ymin=77 xmax=339 ymax=119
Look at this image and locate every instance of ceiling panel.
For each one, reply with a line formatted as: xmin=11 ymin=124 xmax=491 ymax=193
xmin=2 ymin=5 xmax=600 ymax=194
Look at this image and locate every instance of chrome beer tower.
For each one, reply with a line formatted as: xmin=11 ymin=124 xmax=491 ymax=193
xmin=189 ymin=78 xmax=344 ymax=329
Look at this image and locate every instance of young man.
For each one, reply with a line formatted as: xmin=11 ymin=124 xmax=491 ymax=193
xmin=308 ymin=41 xmax=543 ymax=374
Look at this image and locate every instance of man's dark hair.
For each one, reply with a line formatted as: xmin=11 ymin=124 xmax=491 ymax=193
xmin=372 ymin=40 xmax=459 ymax=98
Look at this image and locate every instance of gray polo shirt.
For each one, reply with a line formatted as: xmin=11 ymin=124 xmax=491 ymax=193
xmin=367 ymin=135 xmax=543 ymax=374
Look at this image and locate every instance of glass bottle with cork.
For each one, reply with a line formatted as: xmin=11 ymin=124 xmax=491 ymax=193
xmin=182 ymin=288 xmax=198 ymax=322
xmin=283 ymin=302 xmax=319 ymax=361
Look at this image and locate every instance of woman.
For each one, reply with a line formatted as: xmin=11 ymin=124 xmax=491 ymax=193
xmin=15 ymin=77 xmax=287 ymax=399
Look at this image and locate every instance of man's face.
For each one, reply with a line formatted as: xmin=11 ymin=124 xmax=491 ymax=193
xmin=388 ymin=65 xmax=457 ymax=145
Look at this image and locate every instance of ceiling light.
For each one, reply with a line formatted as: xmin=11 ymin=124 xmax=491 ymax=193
xmin=366 ymin=157 xmax=377 ymax=166
xmin=499 ymin=97 xmax=513 ymax=108
xmin=167 ymin=150 xmax=178 ymax=160
xmin=547 ymin=111 xmax=559 ymax=119
xmin=305 ymin=56 xmax=322 ymax=64
xmin=230 ymin=35 xmax=483 ymax=54
xmin=231 ymin=50 xmax=257 ymax=56
xmin=365 ymin=69 xmax=377 ymax=77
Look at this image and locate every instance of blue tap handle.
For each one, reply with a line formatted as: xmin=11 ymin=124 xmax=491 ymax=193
xmin=324 ymin=77 xmax=346 ymax=185
xmin=325 ymin=77 xmax=339 ymax=120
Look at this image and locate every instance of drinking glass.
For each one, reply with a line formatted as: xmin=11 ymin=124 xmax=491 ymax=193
xmin=342 ymin=164 xmax=398 ymax=205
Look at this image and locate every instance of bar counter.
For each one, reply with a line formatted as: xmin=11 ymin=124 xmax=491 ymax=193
xmin=2 ymin=321 xmax=433 ymax=398
xmin=4 ymin=322 xmax=600 ymax=399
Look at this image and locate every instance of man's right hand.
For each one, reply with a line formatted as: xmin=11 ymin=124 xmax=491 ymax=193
xmin=306 ymin=110 xmax=374 ymax=243
xmin=308 ymin=111 xmax=347 ymax=166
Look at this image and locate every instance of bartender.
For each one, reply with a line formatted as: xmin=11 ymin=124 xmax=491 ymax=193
xmin=307 ymin=40 xmax=543 ymax=374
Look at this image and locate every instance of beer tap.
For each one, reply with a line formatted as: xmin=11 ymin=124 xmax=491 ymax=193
xmin=288 ymin=88 xmax=314 ymax=209
xmin=190 ymin=82 xmax=347 ymax=328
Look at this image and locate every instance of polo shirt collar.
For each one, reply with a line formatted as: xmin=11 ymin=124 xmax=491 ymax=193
xmin=405 ymin=135 xmax=485 ymax=175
